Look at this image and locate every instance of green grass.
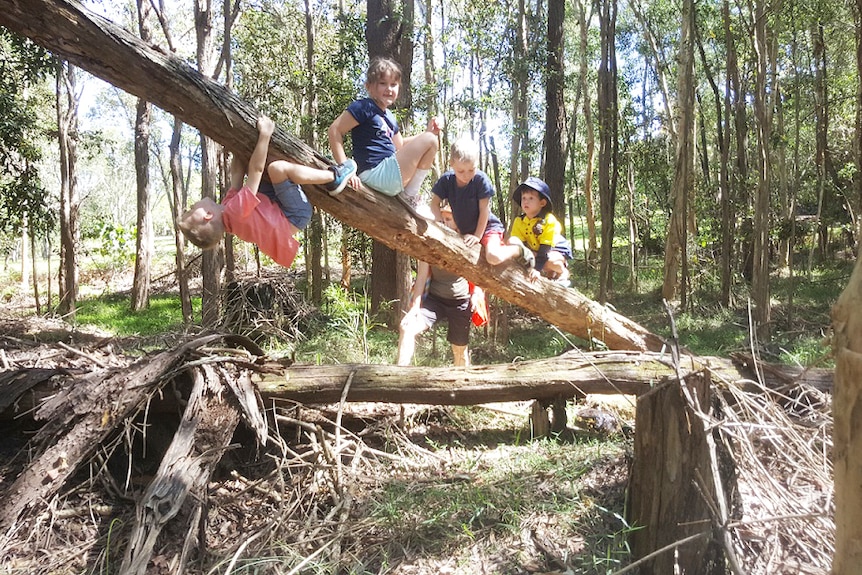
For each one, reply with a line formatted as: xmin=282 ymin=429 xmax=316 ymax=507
xmin=74 ymin=292 xmax=197 ymax=337
xmin=368 ymin=435 xmax=632 ymax=570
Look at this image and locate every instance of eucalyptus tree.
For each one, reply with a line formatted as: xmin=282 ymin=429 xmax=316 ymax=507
xmin=544 ymin=0 xmax=566 ymax=224
xmin=131 ymin=0 xmax=154 ymax=312
xmin=194 ymin=0 xmax=224 ymax=328
xmin=55 ymin=60 xmax=80 ymax=317
xmin=596 ymin=0 xmax=619 ymax=303
xmin=660 ymin=0 xmax=696 ymax=304
xmin=572 ymin=0 xmax=597 ymax=260
xmin=366 ymin=0 xmax=415 ymax=324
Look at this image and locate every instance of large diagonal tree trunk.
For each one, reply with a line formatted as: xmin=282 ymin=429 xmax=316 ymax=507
xmin=0 ymin=0 xmax=667 ymax=352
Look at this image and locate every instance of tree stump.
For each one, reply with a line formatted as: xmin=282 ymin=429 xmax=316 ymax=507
xmin=628 ymin=372 xmax=734 ymax=574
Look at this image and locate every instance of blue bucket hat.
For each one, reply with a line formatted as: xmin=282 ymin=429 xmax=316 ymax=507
xmin=513 ymin=177 xmax=553 ymax=213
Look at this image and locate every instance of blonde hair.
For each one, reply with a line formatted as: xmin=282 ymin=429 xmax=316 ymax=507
xmin=177 ymin=212 xmax=223 ymax=250
xmin=366 ymin=57 xmax=402 ymax=85
xmin=449 ymin=137 xmax=479 ymax=166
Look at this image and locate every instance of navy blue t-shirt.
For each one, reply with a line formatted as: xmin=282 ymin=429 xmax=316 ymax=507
xmin=432 ymin=169 xmax=504 ymax=236
xmin=346 ymin=98 xmax=399 ymax=173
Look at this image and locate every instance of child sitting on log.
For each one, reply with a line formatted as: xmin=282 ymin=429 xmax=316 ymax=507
xmin=508 ymin=176 xmax=573 ymax=285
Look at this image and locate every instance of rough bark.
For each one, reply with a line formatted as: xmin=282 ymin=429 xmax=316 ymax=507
xmin=0 ymin=335 xmax=235 ymax=529
xmin=575 ymin=0 xmax=597 ymax=258
xmin=629 ymin=374 xmax=730 ymax=574
xmin=130 ymin=0 xmax=153 ymax=312
xmin=0 ymin=0 xmax=663 ymax=351
xmin=56 ymin=60 xmax=79 ymax=317
xmin=751 ymin=0 xmax=775 ymax=339
xmin=545 ymin=0 xmax=566 ymax=223
xmin=831 ymin=248 xmax=862 ymax=573
xmin=2 ymin=349 xmax=832 ymax=417
xmin=131 ymin=96 xmax=153 ymax=311
xmin=120 ymin=362 xmax=265 ymax=575
xmin=661 ymin=0 xmax=695 ymax=303
xmin=597 ymin=0 xmax=618 ymax=303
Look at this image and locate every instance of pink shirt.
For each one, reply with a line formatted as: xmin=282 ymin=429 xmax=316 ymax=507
xmin=222 ymin=186 xmax=300 ymax=268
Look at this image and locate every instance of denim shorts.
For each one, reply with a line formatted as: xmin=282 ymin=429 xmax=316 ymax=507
xmin=260 ymin=179 xmax=312 ymax=230
xmin=359 ymin=155 xmax=403 ymax=196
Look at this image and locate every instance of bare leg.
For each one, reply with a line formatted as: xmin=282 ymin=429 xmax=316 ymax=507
xmin=484 ymin=234 xmax=523 ymax=266
xmin=267 ymin=160 xmax=335 ymax=186
xmin=396 ymin=132 xmax=439 ymax=186
xmin=397 ymin=316 xmax=429 ymax=366
xmin=451 ymin=344 xmax=469 ymax=367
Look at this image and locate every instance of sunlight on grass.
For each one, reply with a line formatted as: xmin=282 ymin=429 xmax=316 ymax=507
xmin=74 ymin=293 xmax=194 ymax=337
xmin=369 ymin=436 xmax=630 ymax=571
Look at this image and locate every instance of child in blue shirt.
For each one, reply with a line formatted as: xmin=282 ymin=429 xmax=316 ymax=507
xmin=429 ymin=137 xmax=531 ymax=269
xmin=328 ymin=57 xmax=441 ymax=207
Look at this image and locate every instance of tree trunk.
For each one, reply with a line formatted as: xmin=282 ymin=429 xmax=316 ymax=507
xmin=130 ymin=0 xmax=153 ymax=312
xmin=661 ymin=0 xmax=695 ymax=303
xmin=510 ymin=0 xmax=528 ymax=197
xmin=169 ymin=118 xmax=194 ymax=324
xmin=0 ymin=0 xmax=667 ymax=352
xmin=55 ymin=60 xmax=79 ymax=318
xmin=545 ymin=0 xmax=566 ymax=225
xmin=629 ymin=0 xmax=677 ymax=141
xmin=751 ymin=0 xmax=777 ymax=340
xmin=724 ymin=0 xmax=747 ymax=307
xmin=575 ymin=0 xmax=597 ymax=259
xmin=195 ymin=0 xmax=223 ymax=328
xmin=832 ymin=3 xmax=862 ymax=571
xmin=808 ymin=21 xmax=828 ymax=271
xmin=366 ymin=0 xmax=413 ymax=324
xmin=597 ymin=0 xmax=618 ymax=304
xmin=2 ymin=350 xmax=833 ymax=417
xmin=303 ymin=0 xmax=324 ymax=304
xmin=831 ymin=250 xmax=862 ymax=573
xmin=131 ymin=95 xmax=153 ymax=311
xmin=629 ymin=374 xmax=731 ymax=574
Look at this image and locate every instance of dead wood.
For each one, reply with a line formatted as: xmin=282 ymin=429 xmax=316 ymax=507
xmin=2 ymin=350 xmax=833 ymax=421
xmin=0 ymin=0 xmax=666 ymax=353
xmin=629 ymin=373 xmax=732 ymax=574
xmin=121 ymin=361 xmax=266 ymax=575
xmin=0 ymin=334 xmax=263 ymax=532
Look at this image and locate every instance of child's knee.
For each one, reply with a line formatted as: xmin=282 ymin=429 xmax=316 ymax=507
xmin=420 ymin=131 xmax=438 ymax=151
xmin=267 ymin=160 xmax=292 ymax=184
xmin=484 ymin=249 xmax=505 ymax=266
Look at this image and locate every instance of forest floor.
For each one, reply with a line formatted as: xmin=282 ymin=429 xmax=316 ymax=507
xmin=0 ymin=262 xmax=838 ymax=574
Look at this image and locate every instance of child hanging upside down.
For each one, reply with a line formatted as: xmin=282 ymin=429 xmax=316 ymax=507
xmin=177 ymin=115 xmax=356 ymax=268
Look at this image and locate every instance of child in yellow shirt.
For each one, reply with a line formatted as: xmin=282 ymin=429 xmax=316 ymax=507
xmin=508 ymin=177 xmax=573 ymax=285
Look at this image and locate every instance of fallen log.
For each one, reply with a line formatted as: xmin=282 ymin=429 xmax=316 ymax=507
xmin=2 ymin=349 xmax=833 ymax=421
